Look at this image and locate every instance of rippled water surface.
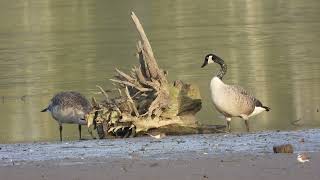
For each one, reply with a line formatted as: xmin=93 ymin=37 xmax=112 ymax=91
xmin=0 ymin=0 xmax=320 ymax=143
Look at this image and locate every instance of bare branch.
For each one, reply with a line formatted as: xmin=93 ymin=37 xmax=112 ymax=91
xmin=110 ymin=79 xmax=152 ymax=92
xmin=117 ymin=88 xmax=122 ymax=96
xmin=131 ymin=12 xmax=155 ymax=60
xmin=134 ymin=67 xmax=159 ymax=90
xmin=136 ymin=41 xmax=150 ymax=79
xmin=96 ymin=85 xmax=110 ymax=103
xmin=115 ymin=68 xmax=135 ymax=82
xmin=131 ymin=12 xmax=167 ymax=82
xmin=125 ymin=86 xmax=140 ymax=117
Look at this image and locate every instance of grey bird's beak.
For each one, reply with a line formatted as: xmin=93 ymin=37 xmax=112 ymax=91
xmin=41 ymin=107 xmax=48 ymax=112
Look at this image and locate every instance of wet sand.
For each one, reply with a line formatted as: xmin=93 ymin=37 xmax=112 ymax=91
xmin=1 ymin=129 xmax=320 ymax=179
xmin=1 ymin=153 xmax=320 ymax=180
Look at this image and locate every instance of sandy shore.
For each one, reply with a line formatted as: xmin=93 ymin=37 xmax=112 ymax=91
xmin=1 ymin=153 xmax=319 ymax=180
xmin=1 ymin=129 xmax=320 ymax=179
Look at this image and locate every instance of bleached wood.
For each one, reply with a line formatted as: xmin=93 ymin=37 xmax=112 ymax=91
xmin=110 ymin=79 xmax=152 ymax=92
xmin=115 ymin=68 xmax=135 ymax=82
xmin=96 ymin=85 xmax=110 ymax=103
xmin=125 ymin=86 xmax=140 ymax=117
xmin=88 ymin=12 xmax=220 ymax=139
xmin=131 ymin=12 xmax=166 ymax=82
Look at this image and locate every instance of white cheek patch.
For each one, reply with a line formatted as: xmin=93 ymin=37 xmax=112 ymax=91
xmin=208 ymin=55 xmax=214 ymax=64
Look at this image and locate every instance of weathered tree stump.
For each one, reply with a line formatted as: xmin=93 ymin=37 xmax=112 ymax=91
xmin=86 ymin=12 xmax=225 ymax=138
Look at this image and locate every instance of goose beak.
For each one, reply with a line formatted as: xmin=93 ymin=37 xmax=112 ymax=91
xmin=201 ymin=61 xmax=207 ymax=68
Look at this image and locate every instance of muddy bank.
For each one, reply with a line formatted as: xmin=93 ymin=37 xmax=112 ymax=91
xmin=1 ymin=129 xmax=320 ymax=166
xmin=1 ymin=129 xmax=320 ymax=180
xmin=2 ymin=152 xmax=320 ymax=180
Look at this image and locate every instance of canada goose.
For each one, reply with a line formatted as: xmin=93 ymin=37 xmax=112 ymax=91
xmin=201 ymin=53 xmax=270 ymax=132
xmin=41 ymin=91 xmax=92 ymax=141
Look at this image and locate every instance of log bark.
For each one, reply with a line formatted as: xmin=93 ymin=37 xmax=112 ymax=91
xmin=85 ymin=12 xmax=226 ymax=138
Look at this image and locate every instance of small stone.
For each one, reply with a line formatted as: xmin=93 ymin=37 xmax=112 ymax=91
xmin=149 ymin=163 xmax=159 ymax=167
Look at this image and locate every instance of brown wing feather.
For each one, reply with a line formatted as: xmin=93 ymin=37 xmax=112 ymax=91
xmin=51 ymin=91 xmax=92 ymax=113
xmin=229 ymin=85 xmax=270 ymax=112
xmin=227 ymin=85 xmax=256 ymax=115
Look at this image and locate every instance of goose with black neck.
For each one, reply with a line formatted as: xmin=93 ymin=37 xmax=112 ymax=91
xmin=201 ymin=53 xmax=270 ymax=132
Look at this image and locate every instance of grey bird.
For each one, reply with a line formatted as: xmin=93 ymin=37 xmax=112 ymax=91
xmin=201 ymin=53 xmax=270 ymax=132
xmin=41 ymin=91 xmax=92 ymax=141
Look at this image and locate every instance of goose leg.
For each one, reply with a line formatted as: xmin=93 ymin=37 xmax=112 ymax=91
xmin=59 ymin=125 xmax=63 ymax=142
xmin=240 ymin=114 xmax=250 ymax=132
xmin=244 ymin=120 xmax=250 ymax=132
xmin=226 ymin=117 xmax=232 ymax=132
xmin=78 ymin=124 xmax=82 ymax=140
xmin=227 ymin=121 xmax=231 ymax=132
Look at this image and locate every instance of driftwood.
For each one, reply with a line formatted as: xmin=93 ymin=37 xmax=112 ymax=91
xmin=273 ymin=144 xmax=294 ymax=153
xmin=86 ymin=12 xmax=225 ymax=138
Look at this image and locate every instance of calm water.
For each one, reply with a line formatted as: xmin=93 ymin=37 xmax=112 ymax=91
xmin=0 ymin=0 xmax=319 ymax=143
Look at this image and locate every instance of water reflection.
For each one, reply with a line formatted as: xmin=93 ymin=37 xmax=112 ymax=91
xmin=0 ymin=0 xmax=319 ymax=143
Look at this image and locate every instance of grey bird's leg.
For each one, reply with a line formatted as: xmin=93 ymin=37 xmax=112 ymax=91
xmin=78 ymin=124 xmax=82 ymax=140
xmin=59 ymin=125 xmax=63 ymax=142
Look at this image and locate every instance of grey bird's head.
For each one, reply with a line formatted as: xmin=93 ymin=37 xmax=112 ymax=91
xmin=201 ymin=53 xmax=225 ymax=68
